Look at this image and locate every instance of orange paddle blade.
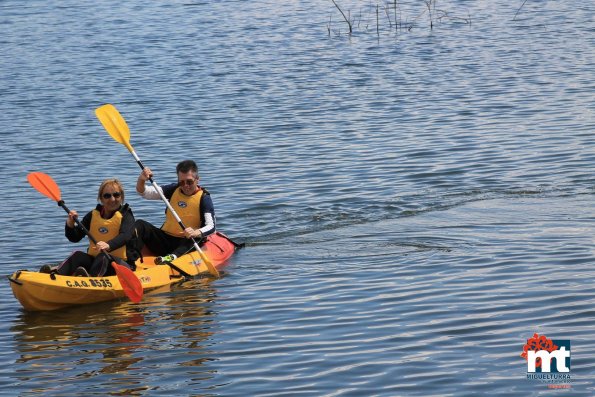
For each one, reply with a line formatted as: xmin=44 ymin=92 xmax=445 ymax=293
xmin=112 ymin=262 xmax=143 ymax=303
xmin=27 ymin=172 xmax=61 ymax=202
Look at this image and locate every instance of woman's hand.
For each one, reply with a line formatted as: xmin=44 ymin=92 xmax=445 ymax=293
xmin=66 ymin=210 xmax=78 ymax=228
xmin=96 ymin=241 xmax=110 ymax=252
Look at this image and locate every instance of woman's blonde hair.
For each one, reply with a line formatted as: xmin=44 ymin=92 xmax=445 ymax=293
xmin=97 ymin=178 xmax=125 ymax=202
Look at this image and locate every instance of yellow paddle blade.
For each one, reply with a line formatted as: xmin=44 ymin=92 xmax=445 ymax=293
xmin=27 ymin=172 xmax=61 ymax=202
xmin=95 ymin=104 xmax=133 ymax=152
xmin=197 ymin=248 xmax=219 ymax=277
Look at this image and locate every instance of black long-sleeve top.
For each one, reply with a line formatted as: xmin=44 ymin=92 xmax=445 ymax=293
xmin=65 ymin=203 xmax=135 ymax=252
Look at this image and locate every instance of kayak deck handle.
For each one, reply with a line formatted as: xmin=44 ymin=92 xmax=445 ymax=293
xmin=7 ymin=272 xmax=23 ymax=286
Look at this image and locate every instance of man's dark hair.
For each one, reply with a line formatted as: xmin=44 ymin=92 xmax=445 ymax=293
xmin=176 ymin=160 xmax=199 ymax=176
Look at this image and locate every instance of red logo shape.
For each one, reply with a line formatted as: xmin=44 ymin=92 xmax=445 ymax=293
xmin=521 ymin=333 xmax=559 ymax=368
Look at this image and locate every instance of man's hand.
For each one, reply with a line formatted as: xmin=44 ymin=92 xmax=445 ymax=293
xmin=184 ymin=227 xmax=203 ymax=240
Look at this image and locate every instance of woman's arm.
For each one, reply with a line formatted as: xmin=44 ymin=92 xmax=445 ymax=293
xmin=65 ymin=211 xmax=92 ymax=243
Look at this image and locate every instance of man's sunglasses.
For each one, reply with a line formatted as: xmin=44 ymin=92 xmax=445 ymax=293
xmin=178 ymin=179 xmax=196 ymax=186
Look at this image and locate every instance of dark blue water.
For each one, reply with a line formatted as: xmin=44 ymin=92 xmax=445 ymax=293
xmin=1 ymin=0 xmax=594 ymax=395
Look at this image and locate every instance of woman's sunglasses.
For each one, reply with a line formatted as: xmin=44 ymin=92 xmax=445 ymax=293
xmin=102 ymin=192 xmax=122 ymax=199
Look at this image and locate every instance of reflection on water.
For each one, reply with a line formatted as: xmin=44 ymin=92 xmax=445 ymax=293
xmin=9 ymin=280 xmax=219 ymax=395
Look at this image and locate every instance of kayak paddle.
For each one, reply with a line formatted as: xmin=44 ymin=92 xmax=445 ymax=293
xmin=95 ymin=103 xmax=220 ymax=278
xmin=27 ymin=172 xmax=143 ymax=303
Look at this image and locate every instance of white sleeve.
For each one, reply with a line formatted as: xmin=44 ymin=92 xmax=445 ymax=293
xmin=139 ymin=184 xmax=164 ymax=200
xmin=199 ymin=212 xmax=216 ymax=235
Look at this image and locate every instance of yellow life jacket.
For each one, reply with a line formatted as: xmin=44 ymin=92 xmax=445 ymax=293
xmin=161 ymin=187 xmax=203 ymax=237
xmin=87 ymin=209 xmax=127 ymax=259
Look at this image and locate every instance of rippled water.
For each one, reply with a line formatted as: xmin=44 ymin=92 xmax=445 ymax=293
xmin=1 ymin=0 xmax=594 ymax=395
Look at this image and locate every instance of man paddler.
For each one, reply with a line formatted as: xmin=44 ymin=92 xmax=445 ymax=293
xmin=134 ymin=159 xmax=216 ymax=264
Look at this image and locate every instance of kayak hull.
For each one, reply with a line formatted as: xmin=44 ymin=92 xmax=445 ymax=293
xmin=9 ymin=232 xmax=239 ymax=311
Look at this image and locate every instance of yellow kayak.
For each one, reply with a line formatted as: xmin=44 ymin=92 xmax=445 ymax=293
xmin=9 ymin=232 xmax=240 ymax=311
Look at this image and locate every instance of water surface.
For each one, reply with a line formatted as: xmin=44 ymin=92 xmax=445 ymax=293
xmin=0 ymin=0 xmax=594 ymax=395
